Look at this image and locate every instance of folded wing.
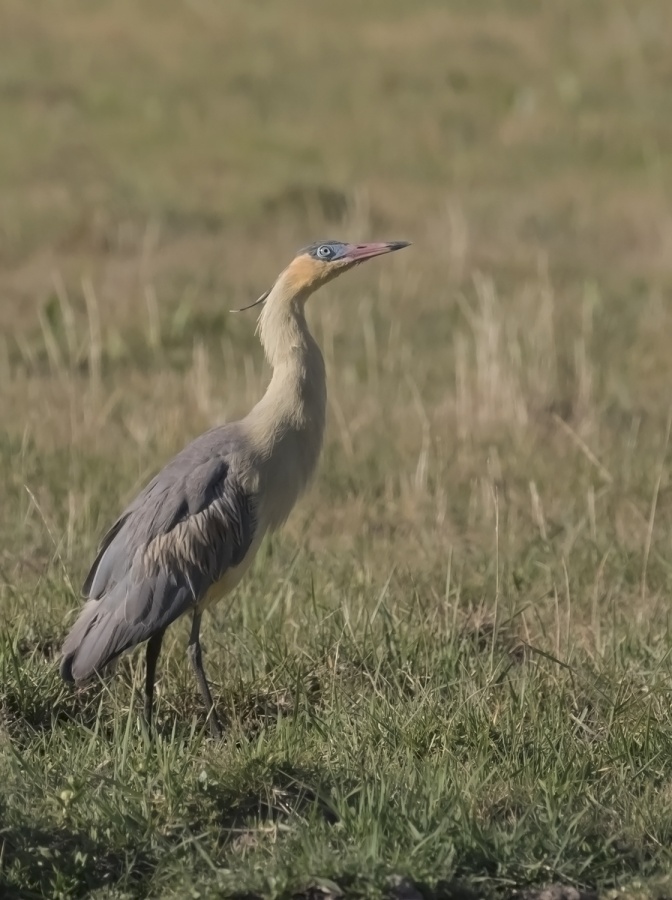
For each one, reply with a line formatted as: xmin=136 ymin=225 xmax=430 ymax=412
xmin=61 ymin=429 xmax=256 ymax=683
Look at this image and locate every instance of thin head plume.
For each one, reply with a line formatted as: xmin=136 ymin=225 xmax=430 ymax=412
xmin=230 ymin=238 xmax=411 ymax=312
xmin=230 ymin=290 xmax=270 ymax=313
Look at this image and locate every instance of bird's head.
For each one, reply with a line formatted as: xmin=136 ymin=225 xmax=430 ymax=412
xmin=287 ymin=240 xmax=411 ymax=294
xmin=233 ymin=240 xmax=410 ymax=312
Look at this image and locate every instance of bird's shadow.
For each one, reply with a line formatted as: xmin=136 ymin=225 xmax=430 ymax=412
xmin=193 ymin=760 xmax=341 ymax=836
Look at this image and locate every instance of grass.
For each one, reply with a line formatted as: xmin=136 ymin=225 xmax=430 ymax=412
xmin=2 ymin=0 xmax=672 ymax=896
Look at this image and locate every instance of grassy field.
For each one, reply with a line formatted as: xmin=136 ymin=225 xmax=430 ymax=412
xmin=2 ymin=0 xmax=672 ymax=897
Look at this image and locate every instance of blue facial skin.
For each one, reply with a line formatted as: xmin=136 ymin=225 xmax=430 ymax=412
xmin=302 ymin=241 xmax=349 ymax=262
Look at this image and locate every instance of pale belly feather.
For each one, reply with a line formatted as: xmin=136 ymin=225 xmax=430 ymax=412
xmin=196 ymin=526 xmax=266 ymax=613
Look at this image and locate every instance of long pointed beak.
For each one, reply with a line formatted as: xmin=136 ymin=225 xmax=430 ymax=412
xmin=342 ymin=241 xmax=411 ymax=263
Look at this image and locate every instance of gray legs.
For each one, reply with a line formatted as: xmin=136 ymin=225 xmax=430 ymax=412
xmin=187 ymin=612 xmax=223 ymax=739
xmin=144 ymin=630 xmax=164 ymax=731
xmin=143 ymin=615 xmax=222 ymax=739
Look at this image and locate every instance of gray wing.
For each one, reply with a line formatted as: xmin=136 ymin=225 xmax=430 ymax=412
xmin=60 ymin=426 xmax=256 ymax=683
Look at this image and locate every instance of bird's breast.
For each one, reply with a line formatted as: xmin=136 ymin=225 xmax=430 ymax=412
xmin=198 ymin=525 xmax=266 ymax=611
xmin=257 ymin=413 xmax=325 ymax=532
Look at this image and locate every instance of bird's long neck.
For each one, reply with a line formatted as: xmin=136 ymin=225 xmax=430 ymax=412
xmin=242 ymin=276 xmax=327 ymax=527
xmin=255 ymin=278 xmax=326 ymax=421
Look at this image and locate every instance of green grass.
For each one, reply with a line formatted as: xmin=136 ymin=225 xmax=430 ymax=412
xmin=2 ymin=0 xmax=672 ymax=897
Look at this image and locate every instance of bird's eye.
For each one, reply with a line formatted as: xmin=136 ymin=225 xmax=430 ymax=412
xmin=316 ymin=245 xmax=332 ymax=259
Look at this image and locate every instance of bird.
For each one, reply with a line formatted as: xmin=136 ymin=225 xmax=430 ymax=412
xmin=60 ymin=238 xmax=410 ymax=737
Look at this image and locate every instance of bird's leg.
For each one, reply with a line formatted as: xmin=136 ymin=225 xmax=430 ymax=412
xmin=187 ymin=612 xmax=223 ymax=739
xmin=144 ymin=630 xmax=164 ymax=733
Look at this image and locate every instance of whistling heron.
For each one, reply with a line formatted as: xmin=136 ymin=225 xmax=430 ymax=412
xmin=60 ymin=239 xmax=410 ymax=737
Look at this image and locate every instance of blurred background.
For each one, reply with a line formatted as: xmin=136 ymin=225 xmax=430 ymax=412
xmin=2 ymin=1 xmax=672 ymax=895
xmin=3 ymin=0 xmax=672 ymax=580
xmin=3 ymin=0 xmax=671 ymax=507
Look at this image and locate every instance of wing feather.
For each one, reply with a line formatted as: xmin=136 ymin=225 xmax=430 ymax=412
xmin=61 ymin=427 xmax=256 ymax=683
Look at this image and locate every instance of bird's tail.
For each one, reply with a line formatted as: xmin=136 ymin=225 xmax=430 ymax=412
xmin=60 ymin=598 xmax=118 ymax=683
xmin=60 ymin=569 xmax=192 ymax=683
